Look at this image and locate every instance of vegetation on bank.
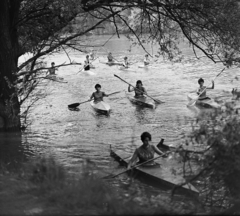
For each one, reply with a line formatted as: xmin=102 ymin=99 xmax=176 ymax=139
xmin=0 ymin=156 xmax=202 ymax=215
xmin=180 ymin=101 xmax=240 ymax=214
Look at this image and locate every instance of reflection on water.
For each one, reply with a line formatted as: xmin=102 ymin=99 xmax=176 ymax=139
xmin=0 ymin=35 xmax=238 ymax=195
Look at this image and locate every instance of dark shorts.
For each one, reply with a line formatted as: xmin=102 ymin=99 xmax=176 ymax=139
xmin=84 ymin=65 xmax=90 ymax=71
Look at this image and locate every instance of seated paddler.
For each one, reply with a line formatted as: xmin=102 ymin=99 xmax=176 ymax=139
xmin=197 ymin=78 xmax=214 ymax=100
xmin=127 ymin=132 xmax=164 ymax=169
xmin=90 ymin=84 xmax=109 ymax=103
xmin=128 ymin=80 xmax=147 ymax=98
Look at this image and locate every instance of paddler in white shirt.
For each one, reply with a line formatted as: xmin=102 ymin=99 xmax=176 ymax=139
xmin=122 ymin=56 xmax=129 ymax=68
xmin=197 ymin=78 xmax=214 ymax=100
xmin=143 ymin=54 xmax=150 ymax=66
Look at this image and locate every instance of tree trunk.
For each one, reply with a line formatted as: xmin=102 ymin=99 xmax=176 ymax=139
xmin=0 ymin=0 xmax=21 ymax=131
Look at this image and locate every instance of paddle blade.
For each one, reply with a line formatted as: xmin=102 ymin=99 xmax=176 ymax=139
xmin=68 ymin=103 xmax=80 ymax=108
xmin=187 ymin=100 xmax=196 ymax=107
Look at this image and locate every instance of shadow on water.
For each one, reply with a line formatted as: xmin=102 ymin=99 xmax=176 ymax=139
xmin=68 ymin=107 xmax=80 ymax=112
xmin=0 ymin=132 xmax=32 ymax=169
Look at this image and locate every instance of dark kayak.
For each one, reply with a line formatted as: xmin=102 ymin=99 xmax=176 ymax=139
xmin=110 ymin=146 xmax=199 ymax=196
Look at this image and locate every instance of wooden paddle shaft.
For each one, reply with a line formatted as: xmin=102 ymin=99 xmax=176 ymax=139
xmin=114 ymin=74 xmax=162 ymax=103
xmin=110 ymin=152 xmax=168 ymax=178
xmin=68 ymin=91 xmax=121 ymax=108
xmin=108 ymin=91 xmax=121 ymax=96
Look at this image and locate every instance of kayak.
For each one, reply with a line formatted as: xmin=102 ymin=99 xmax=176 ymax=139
xmin=126 ymin=92 xmax=156 ymax=109
xmin=90 ymin=101 xmax=111 ymax=114
xmin=157 ymin=142 xmax=206 ymax=161
xmin=157 ymin=142 xmax=206 ymax=154
xmin=46 ymin=75 xmax=67 ymax=83
xmin=82 ymin=70 xmax=96 ymax=76
xmin=100 ymin=61 xmax=122 ymax=66
xmin=138 ymin=65 xmax=158 ymax=69
xmin=187 ymin=93 xmax=220 ymax=109
xmin=118 ymin=66 xmax=135 ymax=72
xmin=110 ymin=147 xmax=199 ymax=196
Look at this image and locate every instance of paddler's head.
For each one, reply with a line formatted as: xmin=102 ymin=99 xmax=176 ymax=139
xmin=198 ymin=78 xmax=204 ymax=87
xmin=136 ymin=80 xmax=143 ymax=88
xmin=124 ymin=56 xmax=127 ymax=61
xmin=86 ymin=55 xmax=89 ymax=59
xmin=51 ymin=62 xmax=55 ymax=67
xmin=95 ymin=84 xmax=101 ymax=92
xmin=145 ymin=54 xmax=148 ymax=58
xmin=141 ymin=132 xmax=152 ymax=147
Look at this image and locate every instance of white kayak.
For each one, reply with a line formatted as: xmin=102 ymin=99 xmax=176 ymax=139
xmin=82 ymin=70 xmax=96 ymax=76
xmin=126 ymin=92 xmax=156 ymax=109
xmin=46 ymin=75 xmax=67 ymax=83
xmin=138 ymin=65 xmax=158 ymax=69
xmin=90 ymin=101 xmax=111 ymax=114
xmin=118 ymin=66 xmax=135 ymax=72
xmin=187 ymin=93 xmax=220 ymax=109
xmin=138 ymin=65 xmax=150 ymax=69
xmin=100 ymin=61 xmax=122 ymax=66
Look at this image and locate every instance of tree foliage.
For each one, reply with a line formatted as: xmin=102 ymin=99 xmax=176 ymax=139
xmin=1 ymin=0 xmax=240 ymax=129
xmin=182 ymin=102 xmax=240 ymax=213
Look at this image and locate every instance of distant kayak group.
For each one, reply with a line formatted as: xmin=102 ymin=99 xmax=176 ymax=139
xmin=81 ymin=50 xmax=224 ymax=110
xmin=83 ymin=51 xmax=152 ymax=71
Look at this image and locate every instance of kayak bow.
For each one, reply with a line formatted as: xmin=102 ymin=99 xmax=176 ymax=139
xmin=90 ymin=101 xmax=111 ymax=114
xmin=126 ymin=92 xmax=156 ymax=109
xmin=187 ymin=93 xmax=220 ymax=109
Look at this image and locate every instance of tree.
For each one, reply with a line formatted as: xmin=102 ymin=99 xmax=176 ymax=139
xmin=1 ymin=0 xmax=240 ymax=131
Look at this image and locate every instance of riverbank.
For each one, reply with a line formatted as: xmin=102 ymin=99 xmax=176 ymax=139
xmin=0 ymin=156 xmax=203 ymax=215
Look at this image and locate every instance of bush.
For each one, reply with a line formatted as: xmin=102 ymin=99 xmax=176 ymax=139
xmin=185 ymin=102 xmax=240 ymax=213
xmin=0 ymin=155 xmax=204 ymax=215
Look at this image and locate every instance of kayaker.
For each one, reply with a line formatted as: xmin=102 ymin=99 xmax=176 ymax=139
xmin=90 ymin=84 xmax=109 ymax=103
xmin=48 ymin=62 xmax=57 ymax=75
xmin=122 ymin=56 xmax=129 ymax=68
xmin=128 ymin=80 xmax=147 ymax=98
xmin=107 ymin=52 xmax=114 ymax=62
xmin=144 ymin=54 xmax=150 ymax=66
xmin=127 ymin=132 xmax=164 ymax=169
xmin=197 ymin=78 xmax=214 ymax=100
xmin=84 ymin=55 xmax=92 ymax=71
xmin=89 ymin=49 xmax=95 ymax=60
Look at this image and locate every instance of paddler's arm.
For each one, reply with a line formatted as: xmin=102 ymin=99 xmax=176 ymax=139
xmin=102 ymin=92 xmax=108 ymax=97
xmin=207 ymin=80 xmax=214 ymax=89
xmin=128 ymin=85 xmax=134 ymax=92
xmin=84 ymin=60 xmax=88 ymax=68
xmin=142 ymin=87 xmax=148 ymax=95
xmin=127 ymin=150 xmax=138 ymax=170
xmin=90 ymin=93 xmax=94 ymax=100
xmin=152 ymin=145 xmax=165 ymax=156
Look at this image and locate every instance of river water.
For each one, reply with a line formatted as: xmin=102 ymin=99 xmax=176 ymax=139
xmin=0 ymin=35 xmax=239 ymax=196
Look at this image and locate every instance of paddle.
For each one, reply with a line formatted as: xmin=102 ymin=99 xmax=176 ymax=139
xmin=105 ymin=151 xmax=169 ymax=179
xmin=187 ymin=68 xmax=225 ymax=107
xmin=114 ymin=74 xmax=164 ymax=104
xmin=68 ymin=90 xmax=122 ymax=108
xmin=68 ymin=99 xmax=92 ymax=109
